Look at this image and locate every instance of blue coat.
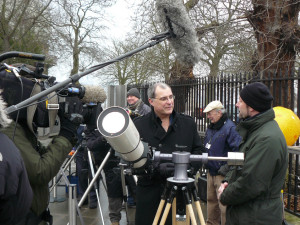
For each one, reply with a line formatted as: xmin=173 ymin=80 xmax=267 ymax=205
xmin=204 ymin=118 xmax=241 ymax=176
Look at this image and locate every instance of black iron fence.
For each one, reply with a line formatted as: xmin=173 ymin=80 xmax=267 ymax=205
xmin=133 ymin=69 xmax=300 ymax=216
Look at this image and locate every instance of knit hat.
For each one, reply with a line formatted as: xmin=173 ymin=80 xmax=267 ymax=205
xmin=240 ymin=82 xmax=273 ymax=112
xmin=127 ymin=88 xmax=140 ymax=99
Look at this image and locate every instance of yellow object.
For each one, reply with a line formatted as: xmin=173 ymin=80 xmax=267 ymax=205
xmin=274 ymin=106 xmax=300 ymax=146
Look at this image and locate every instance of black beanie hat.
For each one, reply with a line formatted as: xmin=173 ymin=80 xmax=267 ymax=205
xmin=127 ymin=88 xmax=140 ymax=99
xmin=240 ymin=82 xmax=273 ymax=112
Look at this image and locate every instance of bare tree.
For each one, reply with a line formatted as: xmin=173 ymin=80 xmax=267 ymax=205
xmin=104 ymin=37 xmax=163 ymax=85
xmin=51 ymin=0 xmax=115 ymax=76
xmin=130 ymin=0 xmax=174 ymax=81
xmin=190 ymin=0 xmax=256 ymax=77
xmin=0 ymin=0 xmax=54 ymax=63
xmin=246 ymin=0 xmax=300 ymax=107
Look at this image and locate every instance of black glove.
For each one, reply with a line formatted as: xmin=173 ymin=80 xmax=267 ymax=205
xmin=58 ymin=96 xmax=82 ymax=142
xmin=59 ymin=116 xmax=79 ymax=141
xmin=159 ymin=163 xmax=175 ymax=178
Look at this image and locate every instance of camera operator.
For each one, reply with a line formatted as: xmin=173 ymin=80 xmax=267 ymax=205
xmin=1 ymin=91 xmax=81 ymax=225
xmin=133 ymin=82 xmax=204 ymax=225
xmin=0 ymin=95 xmax=33 ymax=225
xmin=84 ymin=103 xmax=123 ymax=225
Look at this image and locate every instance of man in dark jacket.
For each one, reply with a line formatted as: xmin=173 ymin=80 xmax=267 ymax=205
xmin=203 ymin=100 xmax=241 ymax=225
xmin=133 ymin=82 xmax=204 ymax=225
xmin=0 ymin=96 xmax=33 ymax=225
xmin=218 ymin=82 xmax=288 ymax=225
xmin=84 ymin=103 xmax=123 ymax=225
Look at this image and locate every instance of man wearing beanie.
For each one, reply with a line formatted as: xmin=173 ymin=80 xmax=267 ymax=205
xmin=127 ymin=88 xmax=151 ymax=116
xmin=218 ymin=82 xmax=288 ymax=225
xmin=125 ymin=88 xmax=151 ymax=209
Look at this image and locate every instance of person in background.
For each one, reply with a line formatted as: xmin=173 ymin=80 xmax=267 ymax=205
xmin=75 ymin=124 xmax=99 ymax=209
xmin=0 ymin=95 xmax=33 ymax=225
xmin=133 ymin=82 xmax=204 ymax=225
xmin=126 ymin=87 xmax=151 ymax=116
xmin=125 ymin=87 xmax=151 ymax=207
xmin=84 ymin=103 xmax=123 ymax=225
xmin=203 ymin=100 xmax=241 ymax=225
xmin=218 ymin=82 xmax=288 ymax=225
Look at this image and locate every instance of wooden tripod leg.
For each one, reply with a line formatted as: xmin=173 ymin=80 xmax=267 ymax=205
xmin=182 ymin=186 xmax=197 ymax=225
xmin=194 ymin=201 xmax=206 ymax=225
xmin=159 ymin=202 xmax=172 ymax=225
xmin=153 ymin=199 xmax=166 ymax=225
xmin=192 ymin=185 xmax=206 ymax=225
xmin=186 ymin=204 xmax=197 ymax=225
xmin=186 ymin=205 xmax=190 ymax=225
xmin=172 ymin=198 xmax=176 ymax=225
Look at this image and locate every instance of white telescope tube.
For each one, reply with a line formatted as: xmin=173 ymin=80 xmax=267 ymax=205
xmin=97 ymin=106 xmax=147 ymax=168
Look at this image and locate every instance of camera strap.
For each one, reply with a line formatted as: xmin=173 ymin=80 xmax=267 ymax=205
xmin=27 ymin=82 xmax=58 ymax=138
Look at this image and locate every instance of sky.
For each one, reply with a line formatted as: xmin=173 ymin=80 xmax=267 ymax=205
xmin=48 ymin=0 xmax=135 ymax=83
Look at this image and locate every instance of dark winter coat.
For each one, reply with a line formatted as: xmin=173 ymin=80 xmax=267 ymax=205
xmin=0 ymin=132 xmax=33 ymax=225
xmin=2 ymin=122 xmax=72 ymax=217
xmin=133 ymin=109 xmax=204 ymax=225
xmin=136 ymin=101 xmax=151 ymax=116
xmin=204 ymin=116 xmax=241 ymax=176
xmin=220 ymin=109 xmax=288 ymax=225
xmin=84 ymin=128 xmax=123 ymax=198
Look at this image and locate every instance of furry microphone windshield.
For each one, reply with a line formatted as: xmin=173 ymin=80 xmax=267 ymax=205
xmin=156 ymin=0 xmax=201 ymax=66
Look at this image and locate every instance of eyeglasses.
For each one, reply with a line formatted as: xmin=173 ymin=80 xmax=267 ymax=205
xmin=153 ymin=95 xmax=175 ymax=102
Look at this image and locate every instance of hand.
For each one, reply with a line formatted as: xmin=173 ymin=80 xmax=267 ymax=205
xmin=159 ymin=163 xmax=175 ymax=178
xmin=217 ymin=182 xmax=228 ymax=200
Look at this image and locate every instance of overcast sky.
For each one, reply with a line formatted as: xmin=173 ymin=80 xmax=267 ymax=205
xmin=48 ymin=0 xmax=135 ymax=83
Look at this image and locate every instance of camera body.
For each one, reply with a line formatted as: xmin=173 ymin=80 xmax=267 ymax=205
xmin=0 ymin=63 xmax=85 ymax=131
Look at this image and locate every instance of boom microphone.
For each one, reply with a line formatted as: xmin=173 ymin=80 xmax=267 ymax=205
xmin=67 ymin=85 xmax=107 ymax=103
xmin=156 ymin=0 xmax=201 ymax=66
xmin=81 ymin=85 xmax=107 ymax=104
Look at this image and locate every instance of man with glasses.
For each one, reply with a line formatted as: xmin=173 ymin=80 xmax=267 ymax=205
xmin=203 ymin=100 xmax=241 ymax=225
xmin=133 ymin=82 xmax=204 ymax=225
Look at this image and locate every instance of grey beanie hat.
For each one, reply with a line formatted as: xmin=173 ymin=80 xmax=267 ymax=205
xmin=127 ymin=88 xmax=140 ymax=99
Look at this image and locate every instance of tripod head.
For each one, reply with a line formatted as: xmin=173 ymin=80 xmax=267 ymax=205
xmin=154 ymin=151 xmax=244 ymax=184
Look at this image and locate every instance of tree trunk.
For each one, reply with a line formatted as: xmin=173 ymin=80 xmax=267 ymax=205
xmin=169 ymin=59 xmax=195 ymax=113
xmin=248 ymin=0 xmax=300 ymax=107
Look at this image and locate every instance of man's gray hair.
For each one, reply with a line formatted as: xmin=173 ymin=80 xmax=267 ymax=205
xmin=215 ymin=108 xmax=226 ymax=114
xmin=147 ymin=83 xmax=171 ymax=99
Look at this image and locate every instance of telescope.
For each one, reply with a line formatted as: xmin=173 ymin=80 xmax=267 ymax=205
xmin=97 ymin=106 xmax=150 ymax=169
xmin=97 ymin=106 xmax=244 ymax=171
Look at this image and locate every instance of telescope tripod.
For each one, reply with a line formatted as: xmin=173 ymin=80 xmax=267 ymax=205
xmin=153 ymin=177 xmax=205 ymax=225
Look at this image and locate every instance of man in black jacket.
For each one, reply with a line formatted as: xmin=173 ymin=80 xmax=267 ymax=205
xmin=0 ymin=96 xmax=33 ymax=225
xmin=133 ymin=82 xmax=204 ymax=225
xmin=84 ymin=103 xmax=123 ymax=225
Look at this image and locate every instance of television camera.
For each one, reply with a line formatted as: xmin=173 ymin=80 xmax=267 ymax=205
xmin=0 ymin=51 xmax=106 ymax=134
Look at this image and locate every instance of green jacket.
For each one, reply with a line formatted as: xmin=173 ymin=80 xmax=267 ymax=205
xmin=2 ymin=123 xmax=72 ymax=216
xmin=220 ymin=109 xmax=288 ymax=225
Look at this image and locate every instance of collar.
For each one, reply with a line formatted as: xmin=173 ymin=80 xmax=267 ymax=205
xmin=151 ymin=109 xmax=177 ymax=128
xmin=128 ymin=99 xmax=142 ymax=111
xmin=208 ymin=113 xmax=228 ymax=130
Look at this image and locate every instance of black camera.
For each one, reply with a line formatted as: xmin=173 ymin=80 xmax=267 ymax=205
xmin=0 ymin=62 xmax=84 ymax=130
